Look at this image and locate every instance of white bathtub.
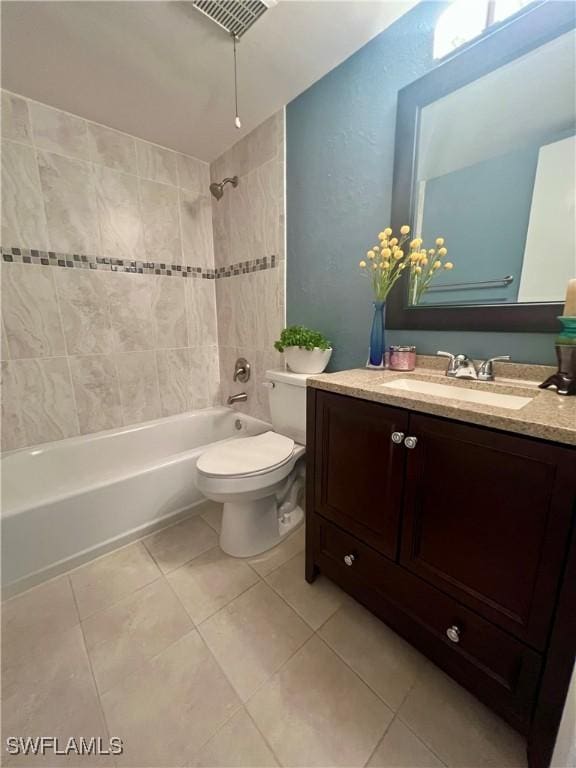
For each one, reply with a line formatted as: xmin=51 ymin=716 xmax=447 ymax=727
xmin=1 ymin=407 xmax=269 ymax=596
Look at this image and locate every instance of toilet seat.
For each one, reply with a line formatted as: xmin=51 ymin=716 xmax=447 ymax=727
xmin=197 ymin=431 xmax=295 ymax=479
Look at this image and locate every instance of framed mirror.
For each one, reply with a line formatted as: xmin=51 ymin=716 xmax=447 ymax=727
xmin=387 ymin=1 xmax=576 ymax=332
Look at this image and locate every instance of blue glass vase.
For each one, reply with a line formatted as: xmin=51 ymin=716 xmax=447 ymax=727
xmin=369 ymin=300 xmax=386 ymax=367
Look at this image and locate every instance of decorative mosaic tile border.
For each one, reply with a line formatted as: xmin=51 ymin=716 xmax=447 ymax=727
xmin=215 ymin=255 xmax=278 ymax=277
xmin=1 ymin=247 xmax=278 ymax=279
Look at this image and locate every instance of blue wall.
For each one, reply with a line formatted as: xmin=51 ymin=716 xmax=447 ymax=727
xmin=286 ymin=1 xmax=557 ymax=368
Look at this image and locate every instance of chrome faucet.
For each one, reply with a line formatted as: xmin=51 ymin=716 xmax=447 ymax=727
xmin=477 ymin=355 xmax=511 ymax=381
xmin=227 ymin=392 xmax=248 ymax=405
xmin=437 ymin=351 xmax=478 ymax=380
xmin=437 ymin=351 xmax=511 ymax=382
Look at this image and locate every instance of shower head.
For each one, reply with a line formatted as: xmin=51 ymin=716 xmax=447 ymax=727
xmin=210 ymin=176 xmax=239 ymax=201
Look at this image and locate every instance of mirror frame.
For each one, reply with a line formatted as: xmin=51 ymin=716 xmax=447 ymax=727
xmin=387 ymin=0 xmax=576 ymax=333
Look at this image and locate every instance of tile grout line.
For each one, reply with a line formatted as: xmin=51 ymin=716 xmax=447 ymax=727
xmin=90 ymin=609 xmax=197 ymax=700
xmin=313 ymin=604 xmax=423 ymax=716
xmin=394 ymin=714 xmax=449 ymax=767
xmin=243 ymin=704 xmax=285 ymax=767
xmin=4 ymin=88 xmax=209 ymax=167
xmin=69 ymin=573 xmax=118 ymax=767
xmin=77 ymin=572 xmax=168 ymax=639
xmin=362 ymin=712 xmax=397 ymax=768
xmin=164 ymin=549 xmax=262 ymax=628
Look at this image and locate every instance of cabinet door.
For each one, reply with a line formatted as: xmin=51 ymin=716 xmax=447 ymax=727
xmin=401 ymin=413 xmax=576 ymax=650
xmin=313 ymin=390 xmax=408 ymax=559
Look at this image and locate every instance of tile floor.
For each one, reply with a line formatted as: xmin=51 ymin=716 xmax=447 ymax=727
xmin=2 ymin=501 xmax=528 ymax=768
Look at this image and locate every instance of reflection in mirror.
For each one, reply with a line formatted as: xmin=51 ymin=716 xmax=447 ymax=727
xmin=412 ymin=29 xmax=575 ymax=307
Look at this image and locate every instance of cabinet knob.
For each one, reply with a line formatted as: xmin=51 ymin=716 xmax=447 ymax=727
xmin=446 ymin=625 xmax=461 ymax=643
xmin=391 ymin=431 xmax=405 ymax=444
xmin=404 ymin=436 xmax=418 ymax=449
xmin=343 ymin=554 xmax=355 ymax=567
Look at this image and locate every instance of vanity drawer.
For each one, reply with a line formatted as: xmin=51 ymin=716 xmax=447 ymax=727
xmin=311 ymin=514 xmax=542 ymax=730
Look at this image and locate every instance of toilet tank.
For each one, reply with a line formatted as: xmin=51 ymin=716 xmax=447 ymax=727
xmin=265 ymin=370 xmax=309 ymax=445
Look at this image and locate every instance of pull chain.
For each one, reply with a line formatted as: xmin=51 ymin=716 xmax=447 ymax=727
xmin=233 ymin=35 xmax=241 ymax=129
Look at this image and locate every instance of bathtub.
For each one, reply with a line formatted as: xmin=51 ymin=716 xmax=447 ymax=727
xmin=1 ymin=407 xmax=269 ymax=596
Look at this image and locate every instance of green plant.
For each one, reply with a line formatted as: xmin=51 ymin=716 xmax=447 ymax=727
xmin=274 ymin=326 xmax=331 ymax=352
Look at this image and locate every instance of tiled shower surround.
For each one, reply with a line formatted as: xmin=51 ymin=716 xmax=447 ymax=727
xmin=1 ymin=90 xmax=285 ymax=450
xmin=211 ymin=112 xmax=286 ymax=417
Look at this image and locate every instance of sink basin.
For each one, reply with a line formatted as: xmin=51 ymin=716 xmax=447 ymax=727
xmin=380 ymin=378 xmax=533 ymax=410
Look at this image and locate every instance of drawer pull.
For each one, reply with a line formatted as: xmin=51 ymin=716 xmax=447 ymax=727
xmin=343 ymin=554 xmax=356 ymax=567
xmin=446 ymin=625 xmax=461 ymax=643
xmin=391 ymin=431 xmax=405 ymax=444
xmin=404 ymin=435 xmax=418 ymax=449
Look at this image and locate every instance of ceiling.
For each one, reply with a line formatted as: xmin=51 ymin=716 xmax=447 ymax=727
xmin=1 ymin=1 xmax=417 ymax=162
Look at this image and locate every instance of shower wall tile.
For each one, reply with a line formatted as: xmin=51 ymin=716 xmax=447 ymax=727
xmin=94 ymin=165 xmax=143 ymax=260
xmin=151 ymin=277 xmax=187 ymax=348
xmin=0 ymin=92 xmax=286 ymax=446
xmin=135 ymin=140 xmax=178 ymax=186
xmin=180 ymin=190 xmax=214 ymax=267
xmin=13 ymin=357 xmax=79 ymax=444
xmin=177 ymin=154 xmax=209 ymax=196
xmin=1 ymin=323 xmax=9 ymax=361
xmin=139 ymin=177 xmax=179 ymax=209
xmin=69 ymin=354 xmax=122 ymax=435
xmin=211 ymin=191 xmax=230 ymax=269
xmin=29 ymin=101 xmax=89 ymax=161
xmin=37 ymin=150 xmax=100 ymax=255
xmin=211 ymin=110 xmax=286 ymax=421
xmin=189 ymin=346 xmax=213 ymax=409
xmin=87 ymin=123 xmax=137 ymax=175
xmin=55 ymin=268 xmax=114 ymax=355
xmin=139 ymin=179 xmax=181 ymax=264
xmin=104 ymin=272 xmax=155 ymax=353
xmin=1 ymin=361 xmax=26 ymax=451
xmin=116 ymin=350 xmax=161 ymax=425
xmin=228 ymin=160 xmax=282 ymax=265
xmin=245 ymin=112 xmax=284 ymax=176
xmin=1 ymin=140 xmax=49 ymax=249
xmin=186 ymin=277 xmax=217 ymax=347
xmin=204 ymin=345 xmax=221 ymax=406
xmin=1 ymin=92 xmax=32 ymax=144
xmin=215 ymin=268 xmax=283 ymax=352
xmin=2 ymin=263 xmax=65 ymax=359
xmin=210 ymin=111 xmax=283 ymax=182
xmin=156 ymin=348 xmax=192 ymax=417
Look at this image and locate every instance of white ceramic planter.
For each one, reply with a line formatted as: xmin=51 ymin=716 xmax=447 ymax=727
xmin=284 ymin=346 xmax=332 ymax=374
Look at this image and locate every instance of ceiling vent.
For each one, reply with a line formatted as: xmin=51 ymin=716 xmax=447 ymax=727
xmin=193 ymin=0 xmax=274 ymax=39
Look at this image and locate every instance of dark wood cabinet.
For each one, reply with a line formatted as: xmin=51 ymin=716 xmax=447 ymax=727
xmin=401 ymin=414 xmax=575 ymax=651
xmin=306 ymin=387 xmax=576 ymax=768
xmin=313 ymin=391 xmax=407 ymax=559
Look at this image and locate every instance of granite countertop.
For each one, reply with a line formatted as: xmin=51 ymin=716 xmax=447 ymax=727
xmin=307 ymin=358 xmax=576 ymax=447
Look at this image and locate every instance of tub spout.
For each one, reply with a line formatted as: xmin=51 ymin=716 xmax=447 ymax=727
xmin=227 ymin=392 xmax=248 ymax=405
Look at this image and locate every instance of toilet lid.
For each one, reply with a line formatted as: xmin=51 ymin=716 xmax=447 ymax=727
xmin=197 ymin=431 xmax=295 ymax=477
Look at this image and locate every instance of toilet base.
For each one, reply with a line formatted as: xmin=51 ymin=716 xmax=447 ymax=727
xmin=219 ymin=498 xmax=304 ymax=558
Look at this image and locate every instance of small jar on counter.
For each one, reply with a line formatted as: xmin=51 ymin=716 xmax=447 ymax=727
xmin=388 ymin=345 xmax=416 ymax=371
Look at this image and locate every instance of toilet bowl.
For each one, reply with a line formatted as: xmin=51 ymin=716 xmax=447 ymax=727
xmin=196 ymin=370 xmax=308 ymax=557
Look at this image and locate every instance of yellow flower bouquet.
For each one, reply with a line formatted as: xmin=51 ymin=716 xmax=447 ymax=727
xmin=359 ymin=225 xmax=453 ymax=367
xmin=359 ymin=225 xmax=411 ymax=301
xmin=407 ymin=237 xmax=454 ymax=305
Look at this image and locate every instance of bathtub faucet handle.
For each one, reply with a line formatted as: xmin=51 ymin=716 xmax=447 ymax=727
xmin=233 ymin=358 xmax=251 ymax=383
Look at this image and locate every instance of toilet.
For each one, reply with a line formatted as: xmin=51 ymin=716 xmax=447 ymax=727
xmin=196 ymin=370 xmax=308 ymax=557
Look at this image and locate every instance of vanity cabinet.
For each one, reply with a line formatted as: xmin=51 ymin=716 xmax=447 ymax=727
xmin=401 ymin=413 xmax=575 ymax=651
xmin=313 ymin=392 xmax=407 ymax=559
xmin=306 ymin=388 xmax=576 ymax=768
